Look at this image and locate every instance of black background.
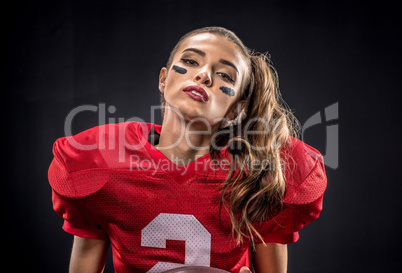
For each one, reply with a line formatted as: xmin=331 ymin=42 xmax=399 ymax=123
xmin=2 ymin=0 xmax=401 ymax=272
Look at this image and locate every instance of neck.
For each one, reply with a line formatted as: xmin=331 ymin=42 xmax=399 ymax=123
xmin=156 ymin=109 xmax=219 ymax=166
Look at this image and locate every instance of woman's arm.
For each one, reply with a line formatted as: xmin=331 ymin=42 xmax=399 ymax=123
xmin=252 ymin=243 xmax=288 ymax=273
xmin=69 ymin=236 xmax=110 ymax=273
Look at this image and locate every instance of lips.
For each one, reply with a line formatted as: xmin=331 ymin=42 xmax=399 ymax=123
xmin=183 ymin=85 xmax=209 ymax=102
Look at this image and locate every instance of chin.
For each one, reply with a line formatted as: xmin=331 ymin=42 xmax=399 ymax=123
xmin=168 ymin=101 xmax=201 ymax=118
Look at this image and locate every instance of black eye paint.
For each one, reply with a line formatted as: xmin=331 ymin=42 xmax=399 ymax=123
xmin=220 ymin=86 xmax=235 ymax=97
xmin=172 ymin=65 xmax=187 ymax=74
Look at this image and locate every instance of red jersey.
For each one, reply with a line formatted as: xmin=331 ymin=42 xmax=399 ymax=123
xmin=48 ymin=121 xmax=327 ymax=273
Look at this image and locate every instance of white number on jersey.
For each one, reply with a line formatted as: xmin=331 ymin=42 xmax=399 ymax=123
xmin=141 ymin=213 xmax=211 ymax=273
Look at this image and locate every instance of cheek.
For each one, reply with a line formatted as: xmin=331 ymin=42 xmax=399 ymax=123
xmin=165 ymin=66 xmax=191 ymax=88
xmin=163 ymin=71 xmax=190 ymax=104
xmin=164 ymin=72 xmax=180 ymax=92
xmin=212 ymin=95 xmax=236 ymax=116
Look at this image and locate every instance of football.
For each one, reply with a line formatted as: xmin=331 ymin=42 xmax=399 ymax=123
xmin=163 ymin=266 xmax=230 ymax=273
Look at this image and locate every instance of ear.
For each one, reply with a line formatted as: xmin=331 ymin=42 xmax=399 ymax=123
xmin=159 ymin=67 xmax=168 ymax=93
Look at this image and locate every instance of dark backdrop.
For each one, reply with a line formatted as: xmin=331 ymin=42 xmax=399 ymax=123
xmin=2 ymin=0 xmax=400 ymax=272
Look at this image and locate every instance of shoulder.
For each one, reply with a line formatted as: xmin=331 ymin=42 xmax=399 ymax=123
xmin=48 ymin=121 xmax=149 ymax=198
xmin=282 ymin=136 xmax=327 ymax=205
xmin=53 ymin=121 xmax=147 ymax=172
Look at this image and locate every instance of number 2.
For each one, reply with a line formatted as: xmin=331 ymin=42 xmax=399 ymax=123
xmin=141 ymin=213 xmax=212 ymax=273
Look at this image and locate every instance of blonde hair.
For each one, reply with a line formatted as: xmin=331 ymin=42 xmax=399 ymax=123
xmin=163 ymin=26 xmax=300 ymax=248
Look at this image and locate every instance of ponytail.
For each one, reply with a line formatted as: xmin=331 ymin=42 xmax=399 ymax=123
xmin=212 ymin=52 xmax=300 ymax=248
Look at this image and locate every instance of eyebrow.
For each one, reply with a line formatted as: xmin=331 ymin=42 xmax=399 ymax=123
xmin=181 ymin=48 xmax=239 ymax=74
xmin=219 ymin=59 xmax=238 ymax=74
xmin=182 ymin=48 xmax=206 ymax=57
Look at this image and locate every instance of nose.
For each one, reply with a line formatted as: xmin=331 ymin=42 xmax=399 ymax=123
xmin=194 ymin=69 xmax=212 ymax=87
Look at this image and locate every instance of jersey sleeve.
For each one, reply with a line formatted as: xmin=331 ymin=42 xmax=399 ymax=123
xmin=257 ymin=193 xmax=324 ymax=244
xmin=257 ymin=138 xmax=327 ymax=244
xmin=48 ymin=137 xmax=108 ymax=240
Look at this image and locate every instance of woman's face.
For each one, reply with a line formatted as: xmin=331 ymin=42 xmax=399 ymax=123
xmin=159 ymin=33 xmax=249 ymax=129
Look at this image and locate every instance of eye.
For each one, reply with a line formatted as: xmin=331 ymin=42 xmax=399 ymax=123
xmin=218 ymin=72 xmax=235 ymax=83
xmin=181 ymin=58 xmax=198 ymax=66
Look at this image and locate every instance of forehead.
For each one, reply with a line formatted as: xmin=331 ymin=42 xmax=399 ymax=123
xmin=176 ymin=33 xmax=248 ymax=73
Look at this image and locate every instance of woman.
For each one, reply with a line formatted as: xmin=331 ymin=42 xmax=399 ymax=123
xmin=48 ymin=26 xmax=327 ymax=273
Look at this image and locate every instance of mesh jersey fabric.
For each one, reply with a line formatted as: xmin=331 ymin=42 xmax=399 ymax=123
xmin=48 ymin=121 xmax=327 ymax=273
